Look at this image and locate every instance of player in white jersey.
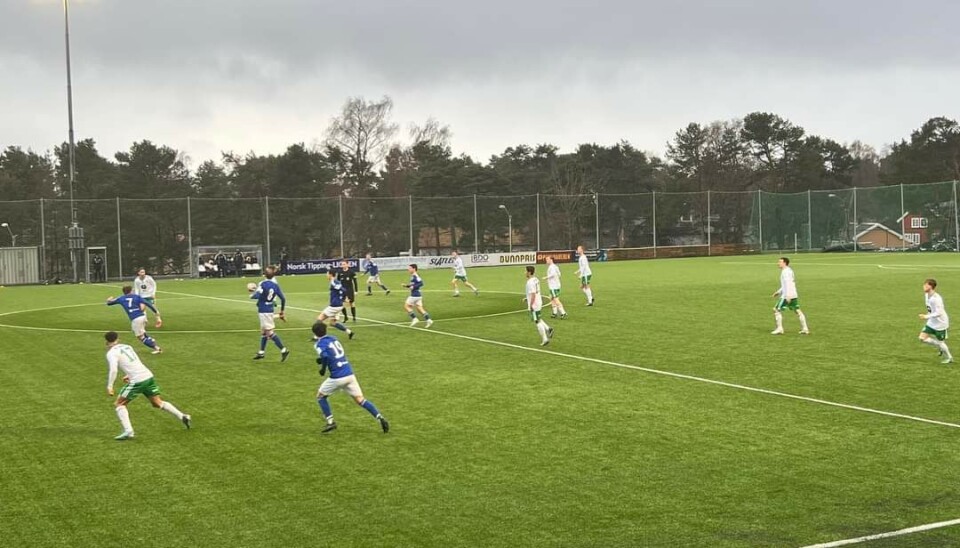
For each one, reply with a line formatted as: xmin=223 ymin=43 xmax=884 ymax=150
xmin=133 ymin=268 xmax=161 ymax=325
xmin=919 ymin=278 xmax=953 ymax=364
xmin=525 ymin=266 xmax=554 ymax=346
xmin=771 ymin=257 xmax=809 ymax=335
xmin=542 ymin=256 xmax=567 ymax=319
xmin=574 ymin=245 xmax=594 ymax=306
xmin=450 ymin=251 xmax=479 ymax=297
xmin=103 ymin=331 xmax=191 ymax=440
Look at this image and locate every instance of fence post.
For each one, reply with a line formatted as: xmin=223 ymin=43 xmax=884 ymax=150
xmin=594 ymin=192 xmax=600 ymax=251
xmin=852 ymin=186 xmax=858 ymax=252
xmin=707 ymin=190 xmax=711 ymax=256
xmin=39 ymin=198 xmax=46 ymax=280
xmin=116 ymin=197 xmax=123 ymax=279
xmin=536 ymin=193 xmax=541 ymax=252
xmin=899 ymin=183 xmax=905 ymax=251
xmin=338 ymin=195 xmax=345 ymax=257
xmin=757 ymin=189 xmax=763 ymax=253
xmin=954 ymin=180 xmax=959 ymax=252
xmin=652 ymin=190 xmax=657 ymax=258
xmin=264 ymin=196 xmax=271 ymax=267
xmin=187 ymin=196 xmax=194 ymax=277
xmin=408 ymin=195 xmax=414 ymax=255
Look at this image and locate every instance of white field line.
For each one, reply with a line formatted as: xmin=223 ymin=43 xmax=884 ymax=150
xmin=801 ymin=517 xmax=960 ymax=547
xmin=147 ymin=288 xmax=960 ymax=430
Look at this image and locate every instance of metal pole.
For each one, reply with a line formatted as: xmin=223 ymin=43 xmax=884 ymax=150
xmin=807 ymin=190 xmax=812 ymax=250
xmin=707 ymin=190 xmax=712 ymax=256
xmin=39 ymin=198 xmax=46 ymax=279
xmin=64 ymin=0 xmax=80 ymax=282
xmin=594 ymin=193 xmax=600 ymax=251
xmin=264 ymin=196 xmax=271 ymax=267
xmin=116 ymin=197 xmax=122 ymax=280
xmin=900 ymin=183 xmax=905 ymax=251
xmin=473 ymin=195 xmax=479 ymax=253
xmin=758 ymin=189 xmax=763 ymax=253
xmin=536 ymin=193 xmax=541 ymax=252
xmin=508 ymin=215 xmax=512 ymax=253
xmin=954 ymin=180 xmax=959 ymax=252
xmin=338 ymin=195 xmax=345 ymax=257
xmin=186 ymin=196 xmax=194 ymax=277
xmin=852 ymin=187 xmax=858 ymax=252
xmin=408 ymin=195 xmax=414 ymax=255
xmin=652 ymin=190 xmax=657 ymax=258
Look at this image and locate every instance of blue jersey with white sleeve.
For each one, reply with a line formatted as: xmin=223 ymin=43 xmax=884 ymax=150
xmin=251 ymin=279 xmax=286 ymax=313
xmin=364 ymin=260 xmax=380 ymax=276
xmin=107 ymin=294 xmax=156 ymax=320
xmin=408 ymin=274 xmax=424 ymax=297
xmin=315 ymin=335 xmax=354 ymax=378
xmin=328 ymin=278 xmax=346 ymax=307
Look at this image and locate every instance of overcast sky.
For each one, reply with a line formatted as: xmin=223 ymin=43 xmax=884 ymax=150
xmin=1 ymin=0 xmax=958 ymax=166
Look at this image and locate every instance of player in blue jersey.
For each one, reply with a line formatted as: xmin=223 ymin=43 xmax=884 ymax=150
xmin=106 ymin=286 xmax=163 ymax=354
xmin=316 ymin=270 xmax=355 ymax=339
xmin=402 ymin=263 xmax=433 ymax=328
xmin=312 ymin=321 xmax=388 ymax=434
xmin=363 ymin=253 xmax=391 ymax=296
xmin=249 ymin=265 xmax=290 ymax=361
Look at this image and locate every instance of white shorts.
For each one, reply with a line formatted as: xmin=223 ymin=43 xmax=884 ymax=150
xmin=318 ymin=374 xmax=363 ymax=398
xmin=131 ymin=316 xmax=147 ymax=337
xmin=259 ymin=312 xmax=276 ymax=331
xmin=405 ymin=296 xmax=423 ymax=306
xmin=321 ymin=306 xmax=343 ymax=319
xmin=368 ymin=275 xmax=381 ymax=284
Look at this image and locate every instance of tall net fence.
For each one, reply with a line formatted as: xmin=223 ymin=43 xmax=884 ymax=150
xmin=2 ymin=182 xmax=957 ymax=281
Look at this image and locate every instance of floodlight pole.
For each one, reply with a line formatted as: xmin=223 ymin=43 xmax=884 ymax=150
xmin=64 ymin=0 xmax=82 ymax=282
xmin=498 ymin=204 xmax=512 ymax=253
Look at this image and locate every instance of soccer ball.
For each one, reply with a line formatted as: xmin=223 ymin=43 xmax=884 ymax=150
xmin=247 ymin=282 xmax=258 ymax=292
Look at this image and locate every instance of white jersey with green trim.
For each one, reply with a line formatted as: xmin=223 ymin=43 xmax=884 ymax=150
xmin=779 ymin=267 xmax=798 ymax=300
xmin=453 ymin=256 xmax=467 ymax=277
xmin=546 ymin=263 xmax=562 ymax=290
xmin=133 ymin=275 xmax=157 ymax=298
xmin=106 ymin=343 xmax=154 ymax=388
xmin=925 ymin=292 xmax=949 ymax=331
xmin=577 ymin=254 xmax=592 ymax=277
xmin=526 ymin=277 xmax=543 ymax=312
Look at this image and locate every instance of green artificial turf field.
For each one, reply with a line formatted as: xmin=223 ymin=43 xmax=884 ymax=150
xmin=2 ymin=253 xmax=960 ymax=547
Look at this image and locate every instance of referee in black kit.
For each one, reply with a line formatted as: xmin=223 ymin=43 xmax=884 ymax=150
xmin=337 ymin=260 xmax=359 ymax=322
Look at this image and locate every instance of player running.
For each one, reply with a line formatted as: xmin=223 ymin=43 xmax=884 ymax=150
xmin=312 ymin=321 xmax=389 ymax=434
xmin=403 ymin=264 xmax=433 ymax=328
xmin=363 ymin=253 xmax=391 ymax=296
xmin=316 ymin=270 xmax=355 ymax=339
xmin=250 ymin=265 xmax=290 ymax=361
xmin=543 ymin=256 xmax=567 ymax=319
xmin=526 ymin=266 xmax=554 ymax=346
xmin=103 ymin=331 xmax=191 ymax=440
xmin=919 ymin=278 xmax=953 ymax=364
xmin=450 ymin=250 xmax=479 ymax=297
xmin=771 ymin=256 xmax=810 ymax=335
xmin=106 ymin=286 xmax=163 ymax=354
xmin=574 ymin=245 xmax=594 ymax=306
xmin=337 ymin=260 xmax=359 ymax=322
xmin=133 ymin=268 xmax=160 ymax=324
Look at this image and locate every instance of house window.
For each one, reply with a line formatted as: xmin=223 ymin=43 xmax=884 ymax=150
xmin=911 ymin=217 xmax=928 ymax=229
xmin=905 ymin=233 xmax=920 ymax=245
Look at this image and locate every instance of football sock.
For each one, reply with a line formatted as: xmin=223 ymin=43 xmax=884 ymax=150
xmin=160 ymin=401 xmax=185 ymax=420
xmin=920 ymin=337 xmax=940 ymax=348
xmin=423 ymin=313 xmax=431 ymax=321
xmin=584 ymin=288 xmax=593 ymax=302
xmin=551 ymin=304 xmax=558 ymax=315
xmin=260 ymin=336 xmax=268 ymax=351
xmin=360 ymin=399 xmax=380 ymax=418
xmin=333 ymin=322 xmax=348 ymax=332
xmin=116 ymin=405 xmax=133 ymax=433
xmin=558 ymin=304 xmax=567 ymax=315
xmin=351 ymin=306 xmax=357 ymax=321
xmin=142 ymin=336 xmax=157 ymax=349
xmin=379 ymin=284 xmax=389 ymax=292
xmin=272 ymin=334 xmax=285 ymax=349
xmin=940 ymin=342 xmax=953 ymax=359
xmin=318 ymin=398 xmax=333 ymax=422
xmin=774 ymin=311 xmax=784 ymax=330
xmin=797 ymin=311 xmax=809 ymax=331
xmin=408 ymin=312 xmax=416 ymax=319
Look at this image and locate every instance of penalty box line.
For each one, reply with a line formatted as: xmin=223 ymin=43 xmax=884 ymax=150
xmin=122 ymin=286 xmax=960 ymax=431
xmin=801 ymin=517 xmax=960 ymax=547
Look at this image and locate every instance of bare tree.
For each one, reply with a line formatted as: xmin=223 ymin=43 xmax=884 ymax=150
xmin=408 ymin=118 xmax=452 ymax=148
xmin=325 ymin=96 xmax=399 ymax=192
